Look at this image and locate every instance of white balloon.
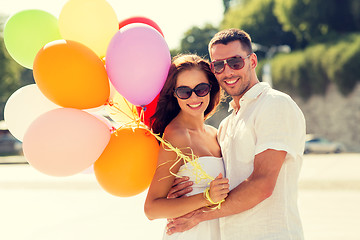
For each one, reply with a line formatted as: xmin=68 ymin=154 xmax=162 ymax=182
xmin=4 ymin=84 xmax=60 ymax=141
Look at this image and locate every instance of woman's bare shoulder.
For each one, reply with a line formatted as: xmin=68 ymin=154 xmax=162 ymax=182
xmin=163 ymin=122 xmax=190 ymax=150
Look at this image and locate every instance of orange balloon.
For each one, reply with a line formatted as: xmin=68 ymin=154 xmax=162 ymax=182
xmin=94 ymin=128 xmax=159 ymax=197
xmin=33 ymin=39 xmax=110 ymax=109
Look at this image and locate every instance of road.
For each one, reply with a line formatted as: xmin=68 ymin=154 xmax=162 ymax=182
xmin=0 ymin=153 xmax=359 ymax=240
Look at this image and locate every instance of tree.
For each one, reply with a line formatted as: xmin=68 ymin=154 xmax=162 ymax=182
xmin=0 ymin=14 xmax=34 ymax=119
xmin=221 ymin=0 xmax=297 ymax=50
xmin=223 ymin=0 xmax=232 ymax=13
xmin=351 ymin=0 xmax=360 ymax=29
xmin=179 ymin=24 xmax=219 ymax=60
xmin=274 ymin=0 xmax=360 ymax=46
xmin=0 ymin=19 xmax=5 ymax=36
xmin=0 ymin=39 xmax=25 ymax=98
xmin=223 ymin=0 xmax=252 ymax=13
xmin=0 ymin=38 xmax=25 ymax=119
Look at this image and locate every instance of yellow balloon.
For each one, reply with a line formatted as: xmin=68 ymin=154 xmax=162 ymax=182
xmin=106 ymin=92 xmax=138 ymax=124
xmin=59 ymin=0 xmax=118 ymax=58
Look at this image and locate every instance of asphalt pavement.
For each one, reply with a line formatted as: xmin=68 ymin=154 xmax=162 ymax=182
xmin=0 ymin=153 xmax=359 ymax=240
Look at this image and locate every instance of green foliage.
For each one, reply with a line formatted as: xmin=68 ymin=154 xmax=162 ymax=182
xmin=0 ymin=38 xmax=23 ymax=103
xmin=274 ymin=0 xmax=360 ymax=47
xmin=326 ymin=34 xmax=360 ymax=94
xmin=351 ymin=0 xmax=360 ymax=29
xmin=0 ymin=13 xmax=35 ymax=119
xmin=0 ymin=15 xmax=7 ymax=33
xmin=179 ymin=24 xmax=219 ymax=60
xmin=255 ymin=59 xmax=265 ymax=80
xmin=222 ymin=0 xmax=296 ymax=49
xmin=271 ymin=51 xmax=310 ymax=97
xmin=303 ymin=45 xmax=329 ymax=95
xmin=219 ymin=0 xmax=360 ymax=97
xmin=223 ymin=0 xmax=249 ymax=13
xmin=270 ymin=33 xmax=360 ymax=97
xmin=0 ymin=36 xmax=25 ymax=119
xmin=223 ymin=0 xmax=232 ymax=13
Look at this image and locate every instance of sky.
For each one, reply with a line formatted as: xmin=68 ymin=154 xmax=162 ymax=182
xmin=0 ymin=0 xmax=224 ymax=49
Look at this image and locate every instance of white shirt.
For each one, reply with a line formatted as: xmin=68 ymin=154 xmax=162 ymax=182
xmin=217 ymin=82 xmax=305 ymax=240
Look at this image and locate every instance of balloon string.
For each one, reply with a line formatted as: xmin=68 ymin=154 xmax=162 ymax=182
xmin=106 ymin=97 xmax=214 ymax=184
xmin=106 ymin=99 xmax=139 ymax=125
xmin=139 ymin=107 xmax=146 ymax=124
xmin=152 ymin=133 xmax=215 ymax=183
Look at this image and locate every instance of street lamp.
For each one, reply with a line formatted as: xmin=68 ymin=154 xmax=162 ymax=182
xmin=252 ymin=43 xmax=291 ymax=87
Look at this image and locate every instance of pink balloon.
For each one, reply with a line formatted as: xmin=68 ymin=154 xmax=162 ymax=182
xmin=106 ymin=23 xmax=171 ymax=106
xmin=23 ymin=108 xmax=111 ymax=177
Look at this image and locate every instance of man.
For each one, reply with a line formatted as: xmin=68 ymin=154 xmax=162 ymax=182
xmin=166 ymin=29 xmax=306 ymax=239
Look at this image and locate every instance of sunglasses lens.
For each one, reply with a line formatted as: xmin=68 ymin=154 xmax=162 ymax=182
xmin=194 ymin=83 xmax=211 ymax=97
xmin=212 ymin=56 xmax=246 ymax=73
xmin=227 ymin=56 xmax=244 ymax=70
xmin=213 ymin=61 xmax=225 ymax=73
xmin=175 ymin=83 xmax=211 ymax=99
xmin=175 ymin=87 xmax=192 ymax=99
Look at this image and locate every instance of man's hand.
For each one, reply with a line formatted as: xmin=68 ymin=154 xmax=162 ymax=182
xmin=166 ymin=208 xmax=204 ymax=235
xmin=167 ymin=176 xmax=193 ymax=199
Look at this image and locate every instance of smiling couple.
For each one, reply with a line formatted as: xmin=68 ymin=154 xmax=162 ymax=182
xmin=144 ymin=28 xmax=306 ymax=240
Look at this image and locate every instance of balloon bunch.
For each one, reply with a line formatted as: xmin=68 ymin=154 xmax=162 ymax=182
xmin=3 ymin=0 xmax=171 ymax=197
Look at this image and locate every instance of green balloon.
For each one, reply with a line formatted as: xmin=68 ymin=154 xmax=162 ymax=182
xmin=4 ymin=10 xmax=62 ymax=69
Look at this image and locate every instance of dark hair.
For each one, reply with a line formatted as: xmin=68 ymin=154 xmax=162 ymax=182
xmin=208 ymin=28 xmax=253 ymax=54
xmin=150 ymin=54 xmax=220 ymax=137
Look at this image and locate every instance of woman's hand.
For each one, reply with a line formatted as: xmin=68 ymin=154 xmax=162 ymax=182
xmin=208 ymin=173 xmax=229 ymax=204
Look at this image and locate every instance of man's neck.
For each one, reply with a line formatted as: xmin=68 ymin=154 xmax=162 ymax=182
xmin=231 ymin=80 xmax=260 ymax=112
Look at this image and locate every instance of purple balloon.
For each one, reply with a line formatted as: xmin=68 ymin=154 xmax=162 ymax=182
xmin=106 ymin=23 xmax=171 ymax=106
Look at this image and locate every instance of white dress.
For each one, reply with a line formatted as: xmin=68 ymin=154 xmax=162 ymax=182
xmin=162 ymin=156 xmax=225 ymax=240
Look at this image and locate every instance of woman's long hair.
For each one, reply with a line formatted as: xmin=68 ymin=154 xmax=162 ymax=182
xmin=150 ymin=54 xmax=220 ymax=137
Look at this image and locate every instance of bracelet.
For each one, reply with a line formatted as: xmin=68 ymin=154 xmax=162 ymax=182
xmin=203 ymin=187 xmax=225 ymax=209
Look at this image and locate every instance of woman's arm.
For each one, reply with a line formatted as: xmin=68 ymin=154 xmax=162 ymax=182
xmin=144 ymin=131 xmax=229 ymax=220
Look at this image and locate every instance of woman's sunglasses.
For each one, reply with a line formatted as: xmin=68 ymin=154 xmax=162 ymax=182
xmin=210 ymin=54 xmax=251 ymax=74
xmin=174 ymin=83 xmax=211 ymax=100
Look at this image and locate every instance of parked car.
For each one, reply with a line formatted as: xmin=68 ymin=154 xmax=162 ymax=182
xmin=304 ymin=135 xmax=346 ymax=154
xmin=0 ymin=131 xmax=23 ymax=156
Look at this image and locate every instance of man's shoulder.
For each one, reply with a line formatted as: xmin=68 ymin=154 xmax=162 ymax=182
xmin=259 ymin=87 xmax=299 ymax=109
xmin=263 ymin=87 xmax=292 ymax=101
xmin=218 ymin=112 xmax=232 ymax=128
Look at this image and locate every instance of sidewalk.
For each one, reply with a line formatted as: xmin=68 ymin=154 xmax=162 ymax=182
xmin=0 ymin=153 xmax=359 ymax=240
xmin=298 ymin=153 xmax=360 ymax=240
xmin=299 ymin=153 xmax=360 ymax=189
xmin=0 ymin=155 xmax=27 ymax=164
xmin=2 ymin=153 xmax=359 ymax=188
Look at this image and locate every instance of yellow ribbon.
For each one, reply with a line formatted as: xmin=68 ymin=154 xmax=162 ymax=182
xmin=106 ymin=97 xmax=225 ymax=209
xmin=106 ymin=96 xmax=215 ymax=183
xmin=203 ymin=187 xmax=224 ymax=210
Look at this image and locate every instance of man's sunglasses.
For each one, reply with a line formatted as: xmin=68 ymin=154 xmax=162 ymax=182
xmin=210 ymin=54 xmax=251 ymax=74
xmin=174 ymin=83 xmax=211 ymax=100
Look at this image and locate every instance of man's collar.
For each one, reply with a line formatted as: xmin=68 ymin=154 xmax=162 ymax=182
xmin=228 ymin=82 xmax=270 ymax=112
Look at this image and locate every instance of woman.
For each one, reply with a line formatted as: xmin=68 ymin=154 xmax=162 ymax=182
xmin=144 ymin=54 xmax=229 ymax=240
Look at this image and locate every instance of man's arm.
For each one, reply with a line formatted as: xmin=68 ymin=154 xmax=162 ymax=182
xmin=167 ymin=149 xmax=286 ymax=234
